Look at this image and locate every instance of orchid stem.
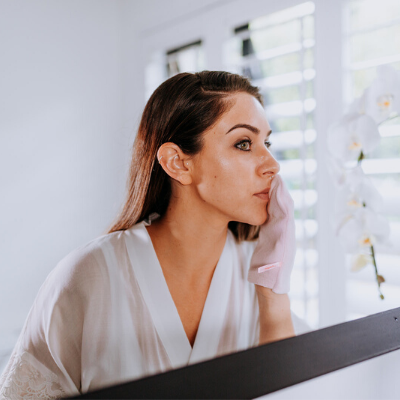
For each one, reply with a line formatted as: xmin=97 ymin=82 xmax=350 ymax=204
xmin=370 ymin=244 xmax=384 ymax=300
xmin=351 ymin=114 xmax=396 ymax=300
xmin=358 ymin=147 xmax=384 ymax=299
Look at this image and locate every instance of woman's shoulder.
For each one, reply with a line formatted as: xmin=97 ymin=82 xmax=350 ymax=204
xmin=44 ymin=229 xmax=127 ymax=295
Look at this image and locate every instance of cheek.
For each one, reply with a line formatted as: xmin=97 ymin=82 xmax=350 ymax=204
xmin=199 ymin=156 xmax=253 ymax=203
xmin=195 ymin=155 xmax=268 ymax=225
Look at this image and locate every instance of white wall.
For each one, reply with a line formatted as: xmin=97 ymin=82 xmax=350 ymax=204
xmin=263 ymin=349 xmax=400 ymax=400
xmin=0 ymin=0 xmax=226 ymax=369
xmin=0 ymin=0 xmax=131 ymax=366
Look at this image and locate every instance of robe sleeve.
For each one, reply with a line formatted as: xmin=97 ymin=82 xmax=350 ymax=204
xmin=0 ymin=244 xmax=101 ymax=399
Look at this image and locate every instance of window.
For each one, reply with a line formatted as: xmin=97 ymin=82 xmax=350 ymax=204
xmin=166 ymin=40 xmax=204 ymax=78
xmin=145 ymin=40 xmax=204 ymax=100
xmin=140 ymin=0 xmax=400 ymax=329
xmin=343 ymin=0 xmax=400 ymax=320
xmin=227 ymin=2 xmax=318 ymax=329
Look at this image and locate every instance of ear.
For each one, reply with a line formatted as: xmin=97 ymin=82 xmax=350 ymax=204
xmin=157 ymin=143 xmax=192 ymax=185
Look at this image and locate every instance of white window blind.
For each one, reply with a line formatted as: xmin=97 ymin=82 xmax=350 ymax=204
xmin=227 ymin=2 xmax=319 ymax=329
xmin=343 ymin=0 xmax=400 ymax=320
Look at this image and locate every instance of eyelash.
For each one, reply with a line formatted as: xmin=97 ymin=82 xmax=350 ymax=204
xmin=235 ymin=139 xmax=272 ymax=151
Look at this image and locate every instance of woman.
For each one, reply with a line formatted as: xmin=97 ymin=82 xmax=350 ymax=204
xmin=0 ymin=71 xmax=305 ymax=399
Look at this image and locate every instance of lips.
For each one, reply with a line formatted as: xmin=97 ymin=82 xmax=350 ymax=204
xmin=254 ymin=188 xmax=270 ymax=201
xmin=254 ymin=187 xmax=270 ymax=195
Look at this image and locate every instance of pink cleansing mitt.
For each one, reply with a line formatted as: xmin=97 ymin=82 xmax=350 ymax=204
xmin=247 ymin=174 xmax=296 ymax=294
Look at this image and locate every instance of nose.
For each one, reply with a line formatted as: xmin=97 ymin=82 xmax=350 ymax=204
xmin=257 ymin=152 xmax=280 ymax=179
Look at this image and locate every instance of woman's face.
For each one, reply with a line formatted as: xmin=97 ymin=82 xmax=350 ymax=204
xmin=191 ymin=92 xmax=280 ymax=226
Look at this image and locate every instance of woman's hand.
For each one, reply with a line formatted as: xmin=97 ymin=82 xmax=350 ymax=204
xmin=248 ymin=174 xmax=296 ymax=344
xmin=247 ymin=174 xmax=296 ymax=294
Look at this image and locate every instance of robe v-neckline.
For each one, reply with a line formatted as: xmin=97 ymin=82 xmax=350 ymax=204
xmin=123 ymin=221 xmax=234 ymax=370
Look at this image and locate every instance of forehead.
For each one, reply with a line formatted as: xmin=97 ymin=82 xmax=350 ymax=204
xmin=213 ymin=92 xmax=270 ymax=134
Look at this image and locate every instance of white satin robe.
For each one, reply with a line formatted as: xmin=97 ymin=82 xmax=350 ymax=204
xmin=0 ymin=218 xmax=311 ymax=399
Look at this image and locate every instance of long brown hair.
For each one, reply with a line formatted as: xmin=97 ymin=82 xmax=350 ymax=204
xmin=108 ymin=71 xmax=263 ymax=241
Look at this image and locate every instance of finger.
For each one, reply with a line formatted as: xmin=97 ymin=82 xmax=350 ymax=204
xmin=267 ymin=175 xmax=294 ymax=217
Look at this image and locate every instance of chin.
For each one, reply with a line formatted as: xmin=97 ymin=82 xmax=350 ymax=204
xmin=250 ymin=214 xmax=268 ymax=226
xmin=232 ymin=208 xmax=268 ymax=227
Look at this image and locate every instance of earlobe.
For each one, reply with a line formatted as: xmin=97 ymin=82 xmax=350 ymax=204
xmin=179 ymin=173 xmax=192 ymax=185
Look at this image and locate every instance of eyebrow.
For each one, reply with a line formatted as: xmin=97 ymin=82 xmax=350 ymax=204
xmin=225 ymin=123 xmax=272 ymax=136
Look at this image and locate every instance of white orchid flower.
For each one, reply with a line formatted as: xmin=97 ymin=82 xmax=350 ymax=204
xmin=337 ymin=207 xmax=390 ymax=253
xmin=327 ymin=163 xmax=382 ymax=234
xmin=326 ymin=156 xmax=347 ymax=188
xmin=351 ymin=253 xmax=373 ymax=272
xmin=347 ymin=89 xmax=368 ymax=115
xmin=335 ymin=168 xmax=383 ymax=214
xmin=327 ymin=67 xmax=396 ymax=299
xmin=341 ymin=164 xmax=364 ymax=187
xmin=334 ymin=176 xmax=383 ymax=236
xmin=363 ymin=65 xmax=400 ymax=124
xmin=327 ymin=112 xmax=380 ymax=163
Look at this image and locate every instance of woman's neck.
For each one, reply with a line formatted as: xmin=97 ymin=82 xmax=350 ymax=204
xmin=145 ymin=192 xmax=229 ymax=285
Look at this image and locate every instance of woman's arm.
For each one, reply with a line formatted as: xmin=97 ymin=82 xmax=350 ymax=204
xmin=247 ymin=175 xmax=297 ymax=345
xmin=256 ymin=285 xmax=295 ymax=345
